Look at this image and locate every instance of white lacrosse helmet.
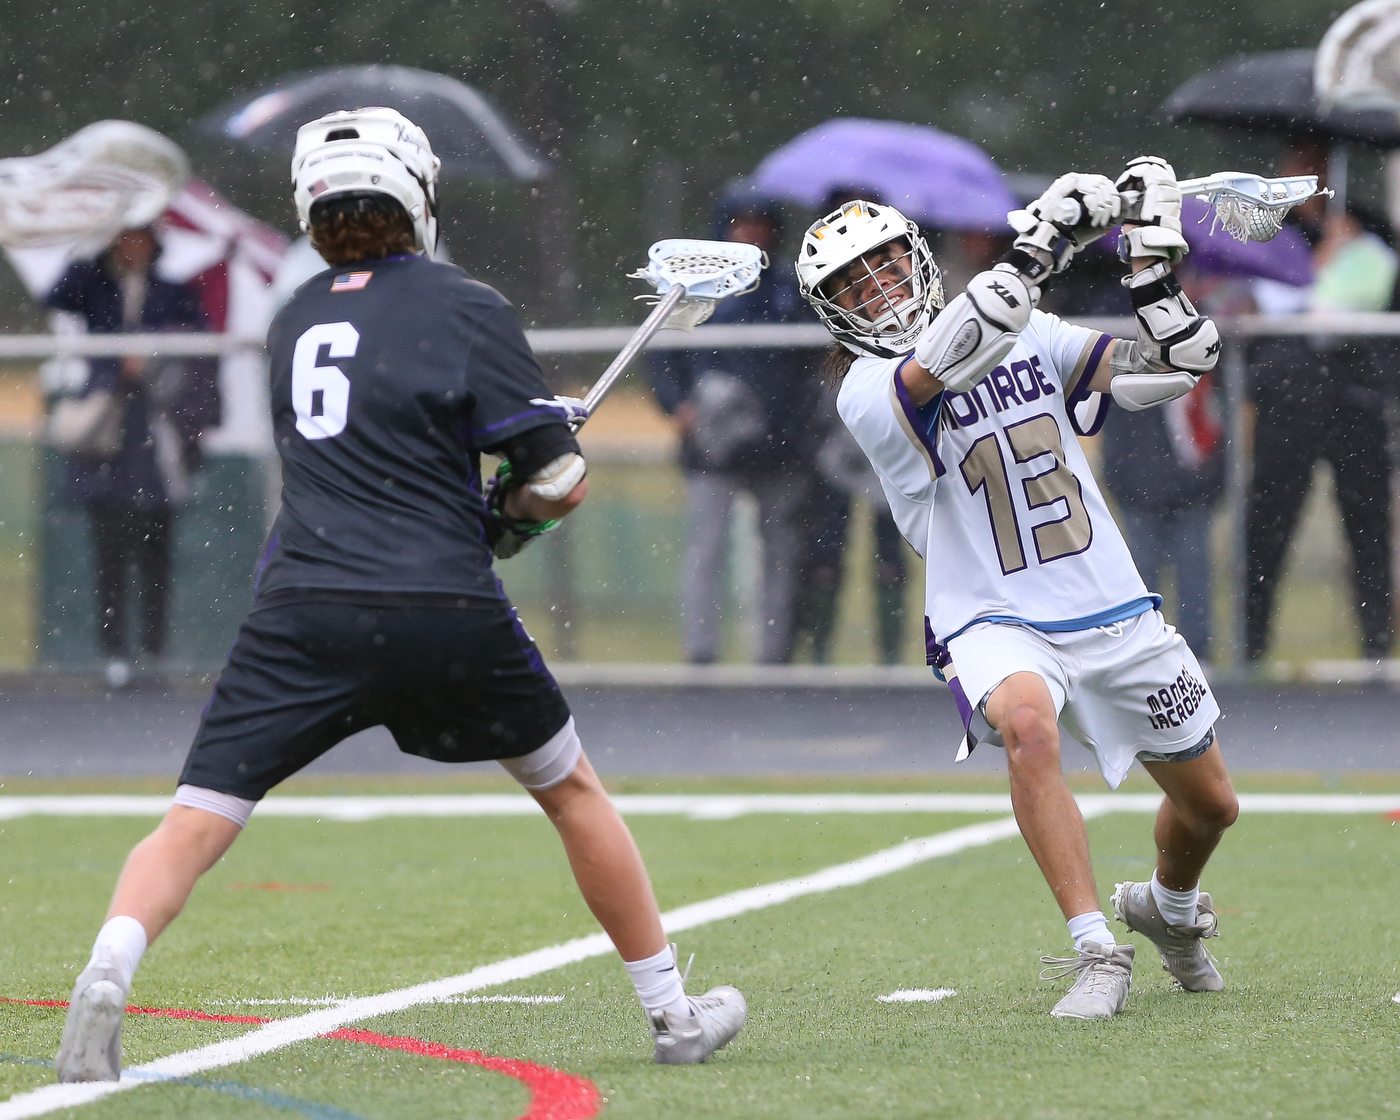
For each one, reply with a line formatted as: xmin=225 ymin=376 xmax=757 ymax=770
xmin=796 ymin=200 xmax=944 ymax=358
xmin=291 ymin=107 xmax=442 ymax=253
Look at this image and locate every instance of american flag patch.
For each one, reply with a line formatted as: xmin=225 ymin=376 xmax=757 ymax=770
xmin=330 ymin=271 xmax=372 ymax=292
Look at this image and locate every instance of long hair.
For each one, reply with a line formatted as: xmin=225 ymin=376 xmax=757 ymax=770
xmin=822 ymin=343 xmax=858 ymax=387
xmin=310 ymin=194 xmax=415 ymax=266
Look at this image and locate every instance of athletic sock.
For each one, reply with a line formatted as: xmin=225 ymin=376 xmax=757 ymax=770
xmin=1067 ymin=910 xmax=1116 ymax=952
xmin=1150 ymin=872 xmax=1200 ymax=928
xmin=87 ymin=915 xmax=148 ymax=991
xmin=623 ymin=945 xmax=690 ymax=1021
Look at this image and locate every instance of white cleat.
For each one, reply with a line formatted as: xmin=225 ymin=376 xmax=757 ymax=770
xmin=1041 ymin=941 xmax=1134 ymax=1020
xmin=1112 ymin=880 xmax=1224 ymax=992
xmin=55 ymin=965 xmax=128 ymax=1083
xmin=651 ymin=986 xmax=747 ymax=1064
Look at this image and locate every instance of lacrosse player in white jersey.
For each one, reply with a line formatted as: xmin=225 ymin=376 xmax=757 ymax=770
xmin=796 ymin=158 xmax=1239 ymax=1019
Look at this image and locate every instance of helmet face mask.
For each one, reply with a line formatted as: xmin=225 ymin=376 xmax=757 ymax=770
xmin=796 ymin=201 xmax=944 ymax=358
xmin=820 ymin=238 xmax=921 ymax=335
xmin=291 ymin=107 xmax=442 ymax=254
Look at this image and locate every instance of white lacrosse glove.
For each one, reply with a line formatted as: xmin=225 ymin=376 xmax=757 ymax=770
xmin=530 ymin=395 xmax=591 ymax=429
xmin=1115 ymin=156 xmax=1188 ymax=264
xmin=1005 ymin=173 xmax=1123 ymax=281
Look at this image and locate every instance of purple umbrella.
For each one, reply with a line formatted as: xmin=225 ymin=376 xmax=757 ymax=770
xmin=750 ymin=118 xmax=1017 ymax=232
xmin=1178 ymin=196 xmax=1313 ymax=286
xmin=1093 ymin=197 xmax=1313 ymax=285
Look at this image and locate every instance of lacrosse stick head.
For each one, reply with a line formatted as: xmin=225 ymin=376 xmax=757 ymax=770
xmin=628 ymin=239 xmax=766 ymax=330
xmin=1316 ymin=0 xmax=1400 ymax=114
xmin=1184 ymin=173 xmax=1332 ymax=243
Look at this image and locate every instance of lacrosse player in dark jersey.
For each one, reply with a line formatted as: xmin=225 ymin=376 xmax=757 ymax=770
xmin=56 ymin=108 xmax=745 ymax=1082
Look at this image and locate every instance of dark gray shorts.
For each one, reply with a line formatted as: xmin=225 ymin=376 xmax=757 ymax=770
xmin=181 ymin=595 xmax=570 ymax=800
xmin=1136 ymin=725 xmax=1216 ymax=764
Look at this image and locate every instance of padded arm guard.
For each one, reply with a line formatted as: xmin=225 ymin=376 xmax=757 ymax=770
xmin=913 ymin=269 xmax=1034 ymax=393
xmin=526 ymin=452 xmax=586 ymax=501
xmin=1109 ymin=263 xmax=1220 ymax=411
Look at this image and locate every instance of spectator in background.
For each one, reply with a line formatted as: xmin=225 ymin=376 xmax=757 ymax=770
xmin=1100 ymin=347 xmax=1224 ymax=661
xmin=46 ymin=224 xmax=220 ymax=687
xmin=1246 ymin=140 xmax=1396 ymax=663
xmin=648 ymin=183 xmax=820 ymax=664
xmin=796 ymin=389 xmax=911 ymax=663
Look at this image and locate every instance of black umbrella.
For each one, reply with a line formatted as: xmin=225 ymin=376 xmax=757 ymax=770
xmin=196 ymin=65 xmax=550 ymax=182
xmin=1163 ymin=48 xmax=1400 ymax=147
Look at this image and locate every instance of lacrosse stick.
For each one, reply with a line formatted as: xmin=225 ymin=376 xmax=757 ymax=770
xmin=1119 ymin=173 xmax=1332 ymax=244
xmin=0 ymin=120 xmax=188 ymax=251
xmin=1315 ymin=0 xmax=1400 ymax=114
xmin=573 ymin=239 xmax=766 ymax=425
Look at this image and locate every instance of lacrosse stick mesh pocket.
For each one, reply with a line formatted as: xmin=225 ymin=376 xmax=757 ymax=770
xmin=1209 ymin=195 xmax=1290 ymax=243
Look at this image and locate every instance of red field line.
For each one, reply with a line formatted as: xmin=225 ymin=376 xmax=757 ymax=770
xmin=328 ymin=1028 xmax=600 ymax=1120
xmin=4 ymin=998 xmax=601 ymax=1119
xmin=1 ymin=999 xmax=266 ymax=1025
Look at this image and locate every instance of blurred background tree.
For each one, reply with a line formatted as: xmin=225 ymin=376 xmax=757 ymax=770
xmin=0 ymin=0 xmax=1358 ymax=323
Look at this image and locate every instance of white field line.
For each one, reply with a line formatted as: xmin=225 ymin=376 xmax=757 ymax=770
xmin=1 ymin=792 xmax=1398 ymax=822
xmin=210 ymin=995 xmax=565 ymax=1007
xmin=878 ymin=988 xmax=957 ymax=1003
xmin=0 ymin=813 xmax=1037 ymax=1119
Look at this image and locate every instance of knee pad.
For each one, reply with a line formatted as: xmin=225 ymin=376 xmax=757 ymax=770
xmin=498 ymin=716 xmax=582 ymax=791
xmin=172 ymin=784 xmax=258 ymax=829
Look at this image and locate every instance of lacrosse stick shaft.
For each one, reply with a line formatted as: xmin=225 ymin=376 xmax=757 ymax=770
xmin=576 ymin=283 xmax=688 ymax=425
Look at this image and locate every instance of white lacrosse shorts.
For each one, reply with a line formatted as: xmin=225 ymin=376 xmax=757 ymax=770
xmin=945 ymin=610 xmax=1220 ymax=789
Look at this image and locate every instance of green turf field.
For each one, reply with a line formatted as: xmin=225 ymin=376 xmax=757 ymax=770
xmin=2 ymin=784 xmax=1399 ymax=1119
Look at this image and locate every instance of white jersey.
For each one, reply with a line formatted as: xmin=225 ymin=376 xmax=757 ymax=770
xmin=837 ymin=309 xmax=1157 ymax=662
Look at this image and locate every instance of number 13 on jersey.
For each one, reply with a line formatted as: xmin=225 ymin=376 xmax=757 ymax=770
xmin=959 ymin=413 xmax=1092 ymax=575
xmin=292 ymin=321 xmax=359 ymax=440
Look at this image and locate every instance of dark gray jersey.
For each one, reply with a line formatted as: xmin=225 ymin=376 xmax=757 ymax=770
xmin=255 ymin=255 xmax=569 ymax=600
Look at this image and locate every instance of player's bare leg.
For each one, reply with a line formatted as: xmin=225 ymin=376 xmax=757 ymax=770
xmin=56 ymin=805 xmax=240 ymax=1081
xmin=1140 ymin=742 xmax=1238 ymax=890
xmin=1115 ymin=741 xmax=1237 ymax=991
xmin=986 ymin=672 xmax=1099 ymax=920
xmin=529 ymin=752 xmax=667 ymax=961
xmin=530 ymin=750 xmax=746 ymax=1062
xmin=986 ymin=671 xmax=1133 ymax=1019
xmin=107 ymin=806 xmax=242 ymax=940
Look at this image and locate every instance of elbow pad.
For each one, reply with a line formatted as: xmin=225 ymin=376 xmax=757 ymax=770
xmin=1108 ymin=339 xmax=1200 ymax=411
xmin=913 ymin=269 xmax=1033 ymax=393
xmin=1124 ymin=262 xmax=1221 ymax=375
xmin=526 ymin=452 xmax=586 ymax=501
xmin=1109 ymin=341 xmax=1200 ymax=410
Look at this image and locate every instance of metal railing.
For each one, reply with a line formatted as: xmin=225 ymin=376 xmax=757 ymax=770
xmin=5 ymin=312 xmax=1400 ymax=360
xmin=7 ymin=312 xmax=1399 ymax=669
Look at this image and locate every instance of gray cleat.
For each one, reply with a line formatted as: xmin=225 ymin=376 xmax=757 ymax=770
xmin=1041 ymin=941 xmax=1135 ymax=1020
xmin=1112 ymin=880 xmax=1223 ymax=992
xmin=55 ymin=965 xmax=128 ymax=1082
xmin=651 ymin=986 xmax=747 ymax=1064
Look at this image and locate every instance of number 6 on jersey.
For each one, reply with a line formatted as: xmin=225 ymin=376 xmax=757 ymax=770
xmin=292 ymin=321 xmax=359 ymax=440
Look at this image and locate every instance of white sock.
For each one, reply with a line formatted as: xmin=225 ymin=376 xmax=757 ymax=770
xmin=623 ymin=945 xmax=689 ymax=1020
xmin=87 ymin=915 xmax=148 ymax=991
xmin=1067 ymin=910 xmax=1115 ymax=952
xmin=1150 ymin=872 xmax=1200 ymax=928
